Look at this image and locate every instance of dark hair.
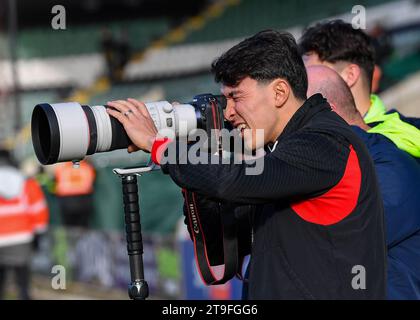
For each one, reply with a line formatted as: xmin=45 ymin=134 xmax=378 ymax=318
xmin=211 ymin=30 xmax=308 ymax=101
xmin=299 ymin=20 xmax=375 ymax=89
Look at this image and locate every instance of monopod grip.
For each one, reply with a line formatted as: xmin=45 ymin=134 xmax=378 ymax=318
xmin=122 ymin=176 xmax=143 ymax=256
xmin=118 ymin=172 xmax=150 ymax=300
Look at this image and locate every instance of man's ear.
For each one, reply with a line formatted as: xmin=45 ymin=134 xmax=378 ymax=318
xmin=329 ymin=102 xmax=338 ymax=112
xmin=340 ymin=64 xmax=361 ymax=88
xmin=272 ymin=79 xmax=290 ymax=108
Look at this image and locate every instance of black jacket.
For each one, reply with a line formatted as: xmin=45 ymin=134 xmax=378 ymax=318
xmin=162 ymin=94 xmax=387 ymax=299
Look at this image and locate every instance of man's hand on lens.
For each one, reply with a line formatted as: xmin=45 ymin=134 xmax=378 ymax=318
xmin=107 ymin=98 xmax=158 ymax=153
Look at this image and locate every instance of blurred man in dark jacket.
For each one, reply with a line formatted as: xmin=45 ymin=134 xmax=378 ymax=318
xmin=299 ymin=20 xmax=420 ymax=162
xmin=307 ymin=65 xmax=420 ymax=300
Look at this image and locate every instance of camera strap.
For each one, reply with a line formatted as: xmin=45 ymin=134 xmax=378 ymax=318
xmin=183 ymin=189 xmax=243 ymax=285
xmin=181 ymin=99 xmax=244 ymax=285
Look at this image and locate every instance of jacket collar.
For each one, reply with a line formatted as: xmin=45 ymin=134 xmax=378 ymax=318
xmin=276 ymin=93 xmax=331 ymax=142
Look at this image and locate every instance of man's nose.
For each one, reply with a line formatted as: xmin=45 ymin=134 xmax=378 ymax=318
xmin=224 ymin=101 xmax=236 ymax=121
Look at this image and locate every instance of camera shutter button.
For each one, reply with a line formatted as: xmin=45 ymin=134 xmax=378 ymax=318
xmin=163 ymin=104 xmax=173 ymax=113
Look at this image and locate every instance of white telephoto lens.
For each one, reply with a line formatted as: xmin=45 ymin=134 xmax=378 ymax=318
xmin=32 ymin=99 xmax=201 ymax=165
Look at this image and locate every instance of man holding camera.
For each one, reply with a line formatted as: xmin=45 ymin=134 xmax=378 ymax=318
xmin=107 ymin=30 xmax=387 ymax=299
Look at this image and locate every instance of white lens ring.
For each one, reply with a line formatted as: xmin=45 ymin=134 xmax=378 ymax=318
xmin=144 ymin=102 xmax=164 ymax=131
xmin=50 ymin=102 xmax=90 ymax=162
xmin=173 ymin=104 xmax=197 ymax=138
xmin=91 ymin=105 xmax=112 ymax=153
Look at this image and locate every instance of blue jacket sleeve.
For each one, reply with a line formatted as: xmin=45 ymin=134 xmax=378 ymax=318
xmin=368 ymin=140 xmax=420 ymax=247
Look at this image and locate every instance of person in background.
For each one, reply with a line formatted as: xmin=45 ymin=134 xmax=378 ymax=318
xmin=299 ymin=20 xmax=420 ymax=162
xmin=54 ymin=159 xmax=96 ymax=228
xmin=116 ymin=28 xmax=131 ymax=78
xmin=100 ymin=27 xmax=131 ymax=82
xmin=0 ymin=149 xmax=49 ymax=300
xmin=100 ymin=27 xmax=118 ymax=82
xmin=306 ymin=65 xmax=420 ymax=300
xmin=369 ymin=23 xmax=394 ymax=93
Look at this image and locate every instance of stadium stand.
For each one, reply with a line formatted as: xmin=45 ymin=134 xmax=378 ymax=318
xmin=175 ymin=0 xmax=395 ymax=43
xmin=2 ymin=0 xmax=420 ymax=236
xmin=17 ymin=18 xmax=170 ymax=59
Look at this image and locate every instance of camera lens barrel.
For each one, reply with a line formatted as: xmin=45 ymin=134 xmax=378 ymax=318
xmin=31 ymin=95 xmax=225 ymax=165
xmin=31 ymin=102 xmax=132 ymax=165
xmin=32 ymin=102 xmax=89 ymax=165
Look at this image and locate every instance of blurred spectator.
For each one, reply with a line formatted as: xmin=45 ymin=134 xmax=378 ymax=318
xmin=116 ymin=28 xmax=131 ymax=76
xmin=299 ymin=20 xmax=420 ymax=162
xmin=369 ymin=24 xmax=394 ymax=93
xmin=54 ymin=160 xmax=96 ymax=228
xmin=0 ymin=149 xmax=49 ymax=300
xmin=100 ymin=27 xmax=132 ymax=82
xmin=370 ymin=23 xmax=394 ymax=66
xmin=101 ymin=27 xmax=118 ymax=82
xmin=307 ymin=65 xmax=420 ymax=300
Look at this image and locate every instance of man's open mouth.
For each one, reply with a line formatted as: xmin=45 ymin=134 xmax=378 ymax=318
xmin=236 ymin=123 xmax=249 ymax=134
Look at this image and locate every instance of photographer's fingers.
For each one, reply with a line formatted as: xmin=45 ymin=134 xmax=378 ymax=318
xmin=107 ymin=105 xmax=156 ymax=152
xmin=108 ymin=100 xmax=141 ymax=117
xmin=127 ymin=98 xmax=150 ymax=118
xmin=127 ymin=144 xmax=140 ymax=153
xmin=125 ymin=99 xmax=158 ymax=134
xmin=106 ymin=107 xmax=128 ymax=125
